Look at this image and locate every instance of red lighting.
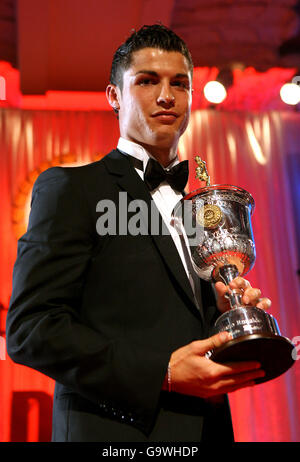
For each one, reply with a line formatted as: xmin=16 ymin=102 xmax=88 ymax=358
xmin=0 ymin=61 xmax=297 ymax=112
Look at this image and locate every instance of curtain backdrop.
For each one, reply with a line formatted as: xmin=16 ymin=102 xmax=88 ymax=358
xmin=179 ymin=110 xmax=300 ymax=442
xmin=0 ymin=107 xmax=299 ymax=442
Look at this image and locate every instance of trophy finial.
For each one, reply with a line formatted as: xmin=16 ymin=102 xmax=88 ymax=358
xmin=195 ymin=156 xmax=211 ymax=186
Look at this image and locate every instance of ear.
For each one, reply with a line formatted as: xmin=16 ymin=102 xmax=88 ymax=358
xmin=106 ymin=84 xmax=120 ymax=113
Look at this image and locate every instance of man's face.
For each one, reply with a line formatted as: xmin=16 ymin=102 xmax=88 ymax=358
xmin=109 ymin=48 xmax=192 ymax=156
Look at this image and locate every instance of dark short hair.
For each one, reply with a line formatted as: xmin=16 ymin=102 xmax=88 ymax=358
xmin=110 ymin=24 xmax=193 ymax=91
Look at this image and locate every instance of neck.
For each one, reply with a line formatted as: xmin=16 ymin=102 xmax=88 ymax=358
xmin=138 ymin=142 xmax=178 ymax=168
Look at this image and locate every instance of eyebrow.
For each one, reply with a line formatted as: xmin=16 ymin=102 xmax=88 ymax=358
xmin=134 ymin=70 xmax=190 ymax=79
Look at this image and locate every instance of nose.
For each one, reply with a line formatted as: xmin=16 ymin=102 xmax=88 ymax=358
xmin=156 ymin=82 xmax=175 ymax=107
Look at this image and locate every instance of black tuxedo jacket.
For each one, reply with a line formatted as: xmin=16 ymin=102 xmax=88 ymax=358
xmin=6 ymin=149 xmax=234 ymax=442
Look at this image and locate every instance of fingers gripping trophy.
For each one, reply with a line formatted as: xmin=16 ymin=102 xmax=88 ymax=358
xmin=173 ymin=157 xmax=295 ymax=385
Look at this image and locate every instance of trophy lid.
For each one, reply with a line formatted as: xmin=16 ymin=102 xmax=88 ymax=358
xmin=183 ymin=184 xmax=255 ymax=215
xmin=178 ymin=157 xmax=255 ymax=214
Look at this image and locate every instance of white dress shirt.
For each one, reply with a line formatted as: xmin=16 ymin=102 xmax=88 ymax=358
xmin=117 ymin=137 xmax=200 ymax=302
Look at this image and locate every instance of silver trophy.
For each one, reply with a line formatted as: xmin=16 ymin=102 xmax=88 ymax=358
xmin=173 ymin=157 xmax=295 ymax=384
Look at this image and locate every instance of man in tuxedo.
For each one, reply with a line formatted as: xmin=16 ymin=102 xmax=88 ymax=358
xmin=6 ymin=24 xmax=269 ymax=442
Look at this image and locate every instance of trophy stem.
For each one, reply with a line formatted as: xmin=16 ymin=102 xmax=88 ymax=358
xmin=218 ymin=264 xmax=244 ymax=309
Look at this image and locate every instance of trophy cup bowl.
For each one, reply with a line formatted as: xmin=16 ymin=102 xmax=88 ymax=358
xmin=173 ymin=183 xmax=295 ymax=385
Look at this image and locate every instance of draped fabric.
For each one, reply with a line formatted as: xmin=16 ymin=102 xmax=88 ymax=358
xmin=0 ymin=107 xmax=299 ymax=441
xmin=179 ymin=110 xmax=300 ymax=442
xmin=0 ymin=108 xmax=120 ymax=442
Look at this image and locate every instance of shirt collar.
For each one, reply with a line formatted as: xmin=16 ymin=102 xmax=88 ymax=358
xmin=117 ymin=137 xmax=179 ymax=172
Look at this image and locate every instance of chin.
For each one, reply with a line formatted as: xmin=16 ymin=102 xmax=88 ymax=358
xmin=156 ymin=133 xmax=183 ymax=151
xmin=153 ymin=126 xmax=179 ymax=142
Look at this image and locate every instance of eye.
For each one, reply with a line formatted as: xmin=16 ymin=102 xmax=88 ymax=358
xmin=138 ymin=77 xmax=157 ymax=86
xmin=172 ymin=80 xmax=190 ymax=90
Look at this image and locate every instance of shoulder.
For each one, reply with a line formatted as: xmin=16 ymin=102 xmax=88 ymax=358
xmin=28 ymin=155 xmax=121 ymax=237
xmin=34 ymin=152 xmax=114 ymax=186
xmin=32 ymin=150 xmax=126 ymax=194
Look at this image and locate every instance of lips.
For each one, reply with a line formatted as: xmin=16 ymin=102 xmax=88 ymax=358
xmin=151 ymin=111 xmax=179 ymax=124
xmin=151 ymin=111 xmax=179 ymax=118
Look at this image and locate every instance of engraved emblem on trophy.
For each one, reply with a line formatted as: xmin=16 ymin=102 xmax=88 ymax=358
xmin=173 ymin=157 xmax=295 ymax=384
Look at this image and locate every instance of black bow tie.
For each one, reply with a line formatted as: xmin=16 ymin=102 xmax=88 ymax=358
xmin=144 ymin=158 xmax=189 ymax=192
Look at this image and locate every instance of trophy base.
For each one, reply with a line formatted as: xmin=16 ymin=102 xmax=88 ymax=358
xmin=210 ymin=333 xmax=295 ymax=384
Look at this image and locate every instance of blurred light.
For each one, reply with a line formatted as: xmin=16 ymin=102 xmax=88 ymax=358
xmin=203 ymin=81 xmax=227 ymax=104
xmin=0 ymin=76 xmax=6 ymax=101
xmin=245 ymin=120 xmax=267 ymax=165
xmin=280 ymin=83 xmax=300 ymax=105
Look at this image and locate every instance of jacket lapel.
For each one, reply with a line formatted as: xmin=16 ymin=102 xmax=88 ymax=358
xmin=103 ymin=150 xmax=204 ymax=321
